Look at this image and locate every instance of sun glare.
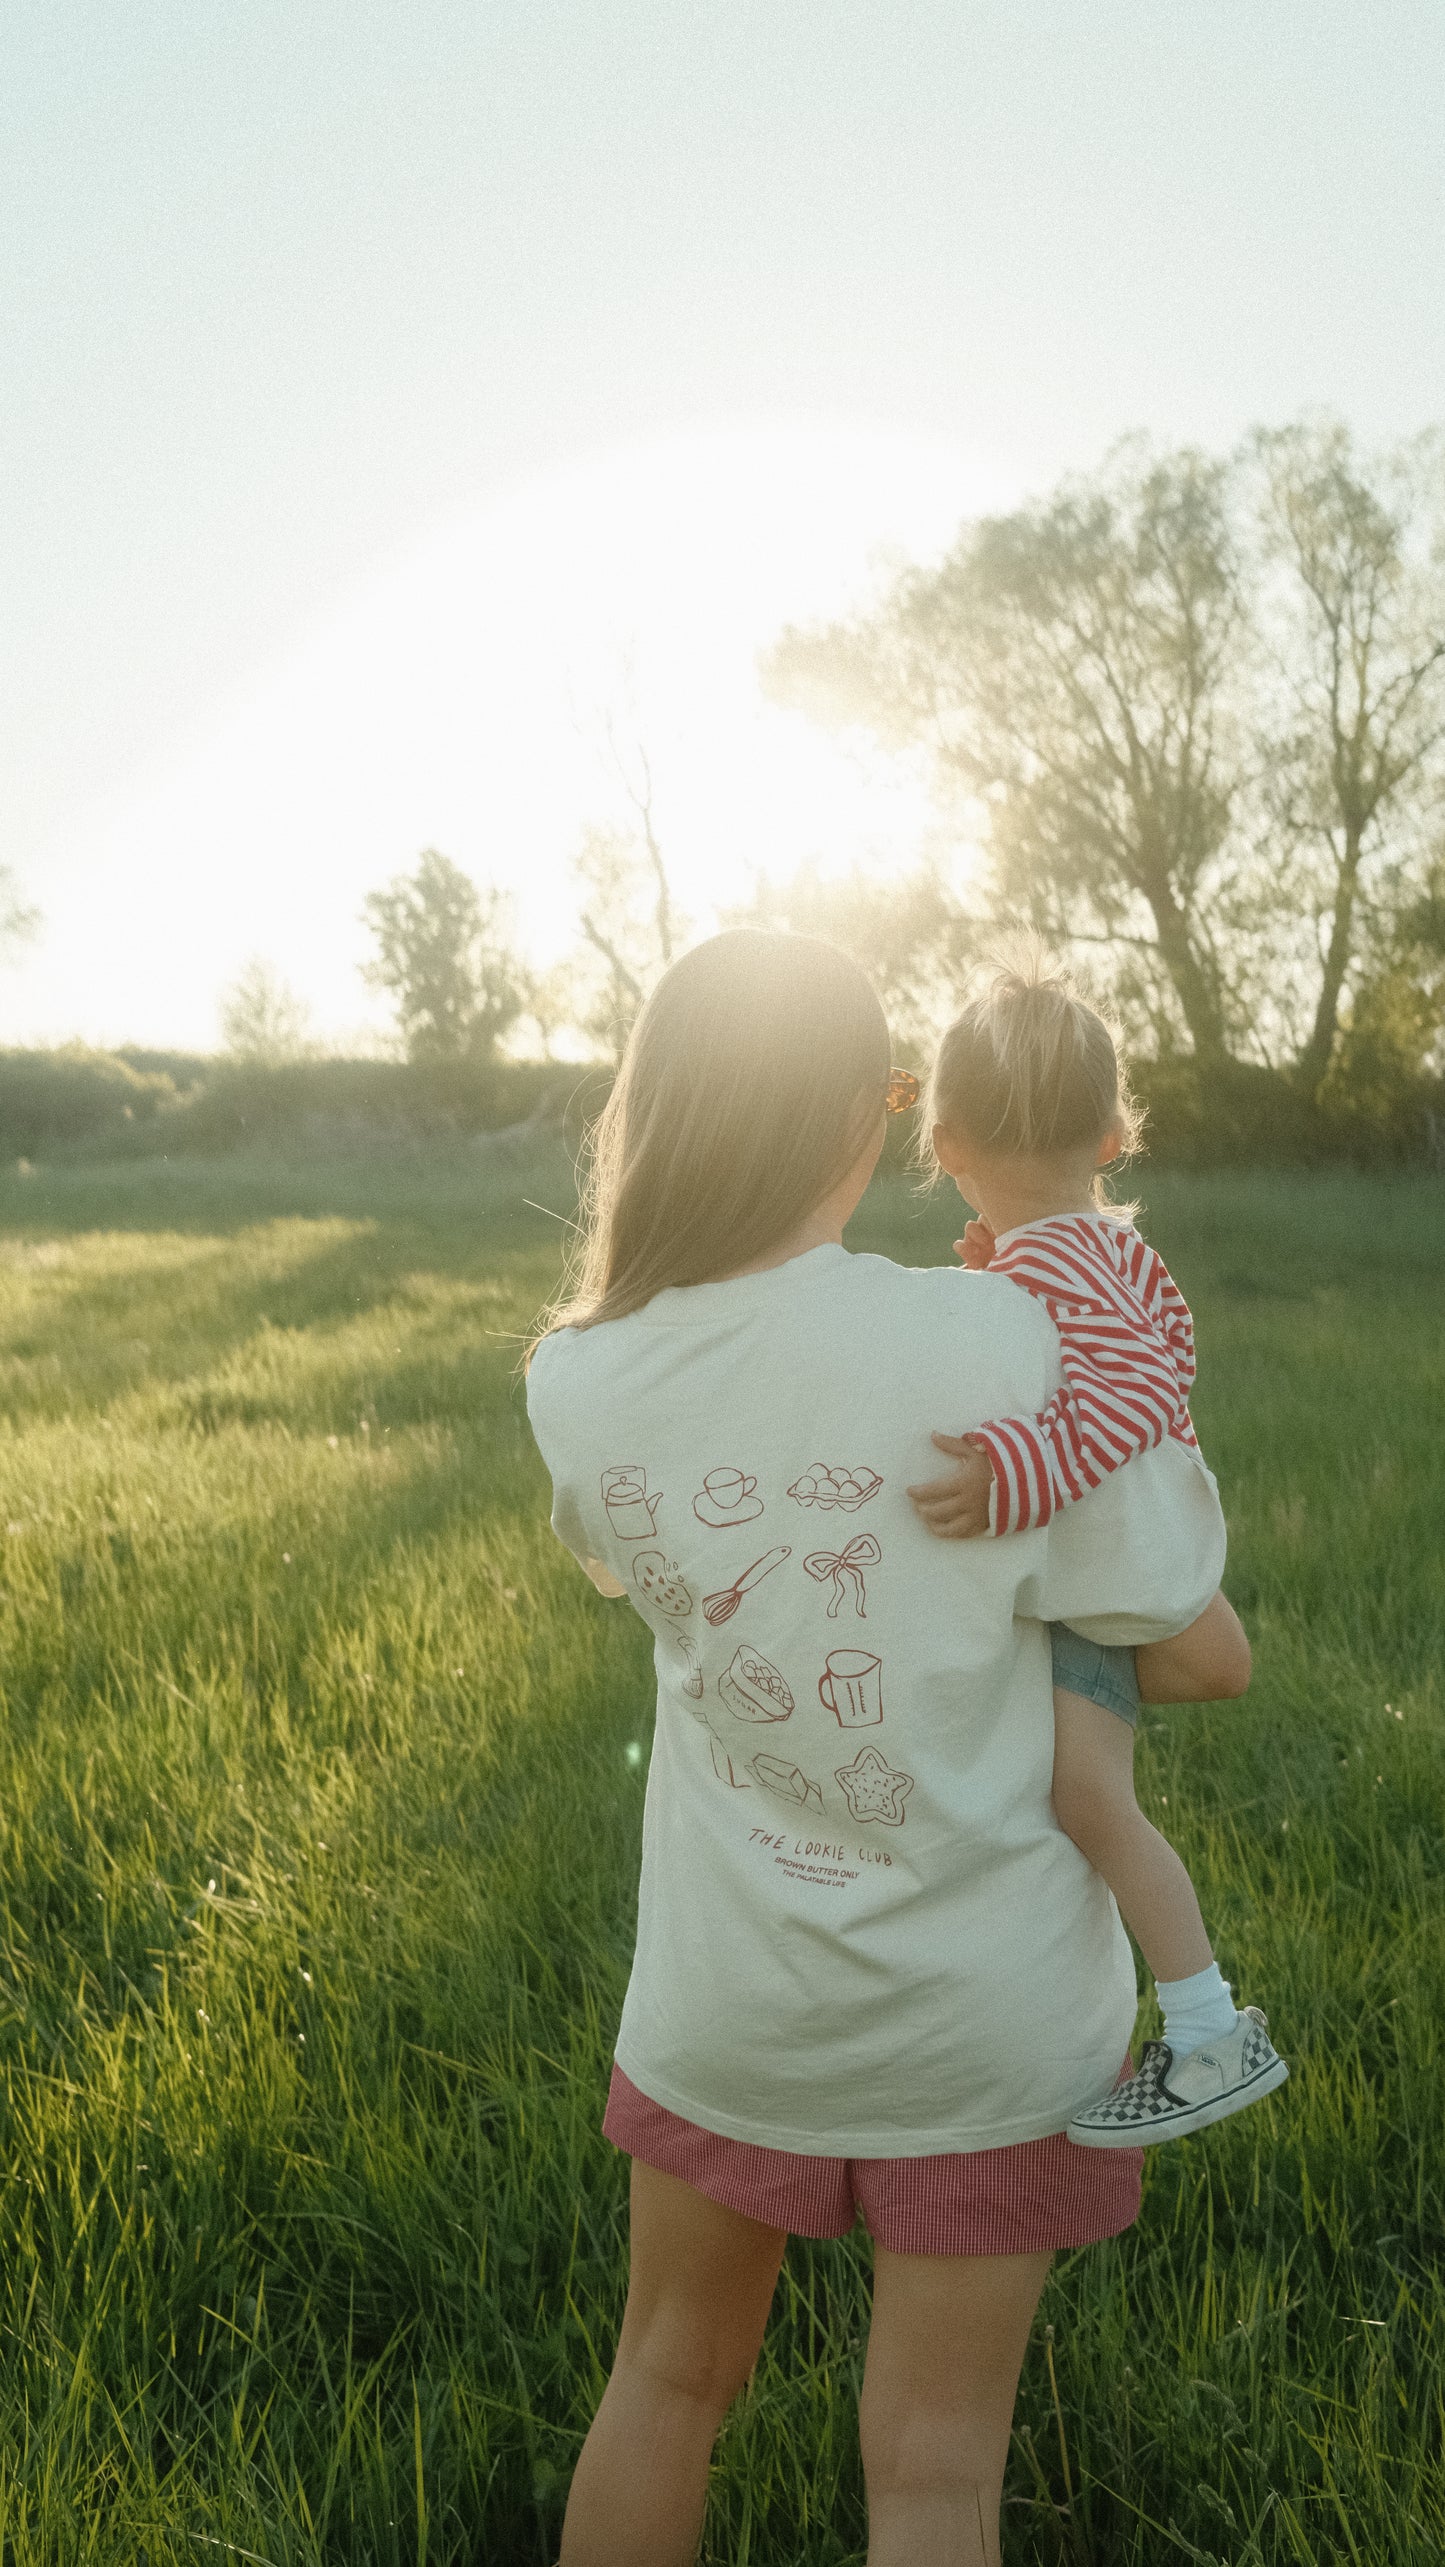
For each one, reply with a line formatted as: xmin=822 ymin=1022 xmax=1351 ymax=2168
xmin=35 ymin=423 xmax=1011 ymax=1050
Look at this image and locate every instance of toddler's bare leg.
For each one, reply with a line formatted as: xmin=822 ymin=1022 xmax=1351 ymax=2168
xmin=1051 ymin=1689 xmax=1213 ymax=1984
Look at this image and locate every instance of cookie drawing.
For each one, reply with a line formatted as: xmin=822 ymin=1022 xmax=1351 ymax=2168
xmin=834 ymin=1744 xmax=913 ymax=1826
xmin=787 ymin=1465 xmax=883 ymax=1512
xmin=718 ymin=1644 xmax=795 ymax=1723
xmin=632 ymin=1549 xmax=694 ymax=1619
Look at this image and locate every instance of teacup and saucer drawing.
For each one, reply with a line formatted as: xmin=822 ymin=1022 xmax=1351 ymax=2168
xmin=693 ymin=1467 xmax=765 ymax=1528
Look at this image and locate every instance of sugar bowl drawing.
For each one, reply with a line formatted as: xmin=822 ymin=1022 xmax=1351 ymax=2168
xmin=600 ymin=1465 xmax=664 ymax=1540
xmin=818 ymin=1648 xmax=884 ymax=1727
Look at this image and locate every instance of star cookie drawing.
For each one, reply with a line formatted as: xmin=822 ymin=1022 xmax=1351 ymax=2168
xmin=834 ymin=1744 xmax=914 ymax=1827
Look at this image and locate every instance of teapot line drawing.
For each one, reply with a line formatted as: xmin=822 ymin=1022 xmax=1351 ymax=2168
xmin=600 ymin=1465 xmax=665 ymax=1541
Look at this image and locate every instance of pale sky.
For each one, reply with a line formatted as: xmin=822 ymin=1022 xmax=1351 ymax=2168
xmin=4 ymin=1 xmax=1444 ymax=1048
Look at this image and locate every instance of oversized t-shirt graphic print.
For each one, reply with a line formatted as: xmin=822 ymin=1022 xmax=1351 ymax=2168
xmin=601 ymin=1450 xmax=904 ymax=1838
xmin=527 ymin=1242 xmax=1225 ymax=2156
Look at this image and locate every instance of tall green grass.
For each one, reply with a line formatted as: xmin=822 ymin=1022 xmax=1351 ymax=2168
xmin=0 ymin=1148 xmax=1440 ymax=2563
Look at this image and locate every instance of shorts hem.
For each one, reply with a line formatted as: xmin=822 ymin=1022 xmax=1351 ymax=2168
xmin=604 ymin=2063 xmax=1142 ymax=2258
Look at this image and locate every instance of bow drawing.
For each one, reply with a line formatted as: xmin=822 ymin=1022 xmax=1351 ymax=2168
xmin=803 ymin=1532 xmax=880 ymax=1618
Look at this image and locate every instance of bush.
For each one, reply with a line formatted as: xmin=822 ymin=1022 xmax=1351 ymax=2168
xmin=1133 ymin=1054 xmax=1445 ymax=1171
xmin=114 ymin=1047 xmax=211 ymax=1092
xmin=161 ymin=1058 xmax=598 ymax=1155
xmin=0 ymin=1048 xmax=178 ymax=1155
xmin=0 ymin=1052 xmax=615 ymax=1165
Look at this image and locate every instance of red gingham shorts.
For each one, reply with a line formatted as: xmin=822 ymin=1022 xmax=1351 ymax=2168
xmin=603 ymin=2064 xmax=1142 ymax=2257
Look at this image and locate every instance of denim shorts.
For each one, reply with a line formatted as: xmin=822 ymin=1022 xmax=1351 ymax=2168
xmin=1049 ymin=1623 xmax=1141 ymax=1728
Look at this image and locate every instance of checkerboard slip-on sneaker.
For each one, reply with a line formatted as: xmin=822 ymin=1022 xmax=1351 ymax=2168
xmin=1066 ymin=2008 xmax=1288 ymax=2149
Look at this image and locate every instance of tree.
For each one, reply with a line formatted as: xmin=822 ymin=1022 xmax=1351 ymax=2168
xmin=514 ymin=959 xmax=581 ymax=1061
xmin=218 ymin=958 xmax=314 ymax=1062
xmin=0 ymin=866 xmax=40 ymax=962
xmin=570 ymin=803 xmax=687 ymax=1064
xmin=1325 ymin=853 xmax=1445 ymax=1113
xmin=1252 ymin=422 xmax=1445 ymax=1095
xmin=766 ymin=443 xmax=1249 ymax=1064
xmin=726 ymin=859 xmax=975 ymax=1054
xmin=361 ymin=851 xmax=524 ymax=1063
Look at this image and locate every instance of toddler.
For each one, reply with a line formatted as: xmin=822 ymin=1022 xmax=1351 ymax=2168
xmin=908 ymin=950 xmax=1288 ymax=2146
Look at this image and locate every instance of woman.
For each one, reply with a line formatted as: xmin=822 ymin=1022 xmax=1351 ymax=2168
xmin=526 ymin=930 xmax=1242 ymax=2567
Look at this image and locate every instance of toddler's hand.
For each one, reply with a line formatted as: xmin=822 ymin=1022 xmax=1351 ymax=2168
xmin=907 ymin=1432 xmax=994 ymax=1539
xmin=954 ymin=1219 xmax=996 ymax=1270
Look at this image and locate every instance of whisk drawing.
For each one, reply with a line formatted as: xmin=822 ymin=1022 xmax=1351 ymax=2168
xmin=703 ymin=1545 xmax=792 ymax=1625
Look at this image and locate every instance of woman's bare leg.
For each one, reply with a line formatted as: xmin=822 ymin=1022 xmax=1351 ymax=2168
xmin=859 ymin=2246 xmax=1053 ymax=2566
xmin=1052 ymin=1688 xmax=1213 ymax=1982
xmin=559 ymin=2159 xmax=787 ymax=2567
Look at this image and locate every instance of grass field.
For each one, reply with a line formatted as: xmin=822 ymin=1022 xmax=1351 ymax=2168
xmin=0 ymin=1144 xmax=1441 ymax=2566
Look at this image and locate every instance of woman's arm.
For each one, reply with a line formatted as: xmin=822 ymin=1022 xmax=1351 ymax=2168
xmin=1135 ymin=1590 xmax=1251 ymax=1703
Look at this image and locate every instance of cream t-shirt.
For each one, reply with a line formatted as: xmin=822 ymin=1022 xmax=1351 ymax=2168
xmin=526 ymin=1242 xmax=1225 ymax=2156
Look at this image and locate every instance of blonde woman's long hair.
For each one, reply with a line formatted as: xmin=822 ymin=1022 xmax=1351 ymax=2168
xmin=535 ymin=930 xmax=891 ymax=1344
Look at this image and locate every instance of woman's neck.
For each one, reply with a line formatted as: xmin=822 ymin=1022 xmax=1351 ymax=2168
xmin=720 ymin=1202 xmax=846 ymax=1280
xmin=717 ymin=1121 xmax=886 ymax=1281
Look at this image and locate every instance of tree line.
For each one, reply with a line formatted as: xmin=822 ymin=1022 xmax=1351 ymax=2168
xmin=231 ymin=415 xmax=1445 ymax=1148
xmin=769 ymin=416 xmax=1445 ymax=1112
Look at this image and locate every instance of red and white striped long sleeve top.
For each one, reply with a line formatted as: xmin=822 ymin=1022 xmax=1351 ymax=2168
xmin=970 ymin=1214 xmax=1198 ymax=1535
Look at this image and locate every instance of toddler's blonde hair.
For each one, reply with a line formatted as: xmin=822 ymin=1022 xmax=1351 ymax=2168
xmin=923 ymin=943 xmax=1142 ymax=1200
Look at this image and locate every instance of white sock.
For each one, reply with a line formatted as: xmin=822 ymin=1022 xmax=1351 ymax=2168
xmin=1155 ymin=1962 xmax=1240 ymax=2059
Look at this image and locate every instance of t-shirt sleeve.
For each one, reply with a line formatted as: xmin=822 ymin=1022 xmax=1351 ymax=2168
xmin=1017 ymin=1438 xmax=1227 ymax=1646
xmin=524 ymin=1333 xmax=626 ymax=1598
